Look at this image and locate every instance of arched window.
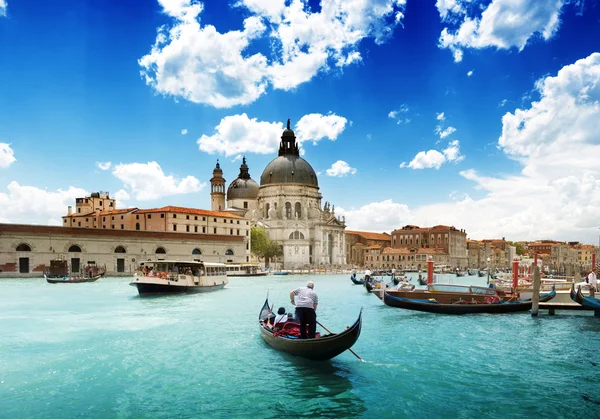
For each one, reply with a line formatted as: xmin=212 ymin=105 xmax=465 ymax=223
xmin=114 ymin=246 xmax=126 ymax=253
xmin=68 ymin=245 xmax=82 ymax=252
xmin=155 ymin=247 xmax=166 ymax=254
xmin=225 ymin=249 xmax=234 ymax=256
xmin=295 ymin=202 xmax=301 ymax=218
xmin=265 ymin=203 xmax=270 ymax=218
xmin=192 ymin=248 xmax=201 ymax=255
xmin=16 ymin=243 xmax=31 ymax=251
xmin=135 ymin=223 xmax=140 ymax=230
xmin=288 ymin=231 xmax=305 ymax=240
xmin=285 ymin=202 xmax=292 ymax=218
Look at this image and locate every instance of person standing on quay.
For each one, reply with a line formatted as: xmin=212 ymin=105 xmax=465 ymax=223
xmin=290 ymin=281 xmax=318 ymax=339
xmin=588 ymin=269 xmax=597 ymax=297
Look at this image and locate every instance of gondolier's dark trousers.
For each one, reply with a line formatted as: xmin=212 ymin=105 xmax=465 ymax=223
xmin=296 ymin=307 xmax=316 ymax=339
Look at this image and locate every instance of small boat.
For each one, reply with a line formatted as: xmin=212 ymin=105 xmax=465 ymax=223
xmin=45 ymin=260 xmax=105 ymax=283
xmin=226 ymin=263 xmax=268 ymax=277
xmin=258 ymin=298 xmax=362 ymax=361
xmin=45 ymin=273 xmax=104 ymax=284
xmin=350 ymin=275 xmax=365 ymax=285
xmin=130 ymin=260 xmax=228 ymax=296
xmin=570 ymin=286 xmax=600 ymax=310
xmin=273 ymin=271 xmax=289 ymax=276
xmin=383 ymin=287 xmax=556 ymax=314
xmin=478 ymin=270 xmax=487 ymax=277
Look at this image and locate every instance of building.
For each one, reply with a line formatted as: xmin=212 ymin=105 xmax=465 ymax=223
xmin=363 ymin=246 xmax=447 ymax=270
xmin=390 ymin=224 xmax=467 ymax=268
xmin=345 ymin=230 xmax=391 ymax=267
xmin=466 ymin=238 xmax=514 ymax=270
xmin=214 ymin=120 xmax=346 ymax=268
xmin=0 ymin=223 xmax=247 ymax=277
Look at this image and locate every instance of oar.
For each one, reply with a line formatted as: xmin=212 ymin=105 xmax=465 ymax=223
xmin=316 ymin=320 xmax=364 ymax=362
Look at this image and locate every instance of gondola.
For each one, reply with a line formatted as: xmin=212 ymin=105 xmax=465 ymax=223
xmin=45 ymin=273 xmax=104 ymax=283
xmin=258 ymin=299 xmax=362 ymax=361
xmin=570 ymin=285 xmax=600 ymax=310
xmin=350 ymin=275 xmax=365 ymax=285
xmin=383 ymin=287 xmax=556 ymax=314
xmin=477 ymin=270 xmax=486 ymax=277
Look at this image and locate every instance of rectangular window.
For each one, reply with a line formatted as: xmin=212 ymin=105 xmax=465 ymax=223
xmin=186 ymin=225 xmax=190 ymax=232
xmin=203 ymin=217 xmax=206 ymax=221
xmin=214 ymin=228 xmax=217 ymax=234
xmin=121 ymin=215 xmax=124 ymax=219
xmin=160 ymin=214 xmax=164 ymax=218
xmin=186 ymin=215 xmax=190 ymax=220
xmin=224 ymin=219 xmax=227 ymax=223
xmin=112 ymin=225 xmax=115 ymax=229
xmin=173 ymin=224 xmax=177 ymax=231
xmin=78 ymin=208 xmax=81 ymax=213
xmin=203 ymin=227 xmax=206 ymax=233
xmin=237 ymin=229 xmax=239 ymax=235
xmin=230 ymin=229 xmax=233 ymax=235
xmin=103 ymin=217 xmax=106 ymax=221
xmin=214 ymin=218 xmax=216 ymax=222
xmin=148 ymin=214 xmax=152 ymax=219
xmin=173 ymin=214 xmax=177 ymax=218
xmin=243 ymin=201 xmax=248 ymax=209
xmin=64 ymin=219 xmax=67 ymax=223
xmin=194 ymin=226 xmax=198 ymax=233
xmin=85 ymin=218 xmax=88 ymax=222
xmin=230 ymin=220 xmax=233 ymax=224
xmin=112 ymin=216 xmax=114 ymax=220
xmin=246 ymin=231 xmax=249 ymax=236
xmin=194 ymin=216 xmax=198 ymax=220
xmin=78 ymin=222 xmax=81 ymax=226
xmin=121 ymin=224 xmax=124 ymax=229
xmin=136 ymin=214 xmax=139 ymax=219
xmin=237 ymin=220 xmax=240 ymax=224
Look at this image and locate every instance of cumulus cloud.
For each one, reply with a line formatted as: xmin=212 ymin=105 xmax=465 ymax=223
xmin=361 ymin=53 xmax=600 ymax=243
xmin=0 ymin=0 xmax=6 ymax=17
xmin=140 ymin=0 xmax=406 ymax=107
xmin=337 ymin=199 xmax=413 ymax=232
xmin=181 ymin=129 xmax=188 ymax=135
xmin=388 ymin=104 xmax=410 ymax=124
xmin=197 ymin=113 xmax=348 ymax=156
xmin=436 ymin=112 xmax=445 ymax=121
xmin=436 ymin=126 xmax=456 ymax=139
xmin=438 ymin=0 xmax=568 ymax=62
xmin=112 ymin=161 xmax=205 ymax=200
xmin=0 ymin=143 xmax=16 ymax=168
xmin=114 ymin=189 xmax=130 ymax=201
xmin=400 ymin=140 xmax=463 ymax=169
xmin=0 ymin=182 xmax=88 ymax=225
xmin=467 ymin=70 xmax=473 ymax=76
xmin=326 ymin=160 xmax=357 ymax=177
xmin=96 ymin=161 xmax=112 ymax=171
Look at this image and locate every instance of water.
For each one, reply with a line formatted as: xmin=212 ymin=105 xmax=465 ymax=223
xmin=1 ymin=274 xmax=599 ymax=418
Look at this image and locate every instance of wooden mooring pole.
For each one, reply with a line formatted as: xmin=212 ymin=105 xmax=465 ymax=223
xmin=531 ymin=266 xmax=541 ymax=317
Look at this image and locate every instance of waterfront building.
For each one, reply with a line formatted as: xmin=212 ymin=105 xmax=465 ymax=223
xmin=391 ymin=224 xmax=467 ymax=268
xmin=219 ymin=121 xmax=346 ymax=269
xmin=0 ymin=223 xmax=247 ymax=277
xmin=466 ymin=238 xmax=514 ymax=270
xmin=364 ymin=246 xmax=447 ymax=271
xmin=345 ymin=230 xmax=391 ymax=267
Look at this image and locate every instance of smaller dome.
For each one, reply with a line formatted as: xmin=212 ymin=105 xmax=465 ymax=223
xmin=282 ymin=128 xmax=295 ymax=137
xmin=227 ymin=157 xmax=259 ymax=200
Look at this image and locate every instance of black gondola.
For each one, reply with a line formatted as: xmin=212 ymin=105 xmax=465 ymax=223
xmin=350 ymin=276 xmax=365 ymax=285
xmin=570 ymin=285 xmax=600 ymax=310
xmin=258 ymin=299 xmax=362 ymax=361
xmin=383 ymin=287 xmax=556 ymax=314
xmin=417 ymin=275 xmax=427 ymax=286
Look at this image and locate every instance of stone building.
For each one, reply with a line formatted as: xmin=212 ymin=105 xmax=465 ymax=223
xmin=0 ymin=223 xmax=247 ymax=277
xmin=345 ymin=230 xmax=391 ymax=267
xmin=364 ymin=246 xmax=447 ymax=271
xmin=391 ymin=224 xmax=467 ymax=268
xmin=214 ymin=120 xmax=346 ymax=269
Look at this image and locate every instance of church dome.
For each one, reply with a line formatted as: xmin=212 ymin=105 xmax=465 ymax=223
xmin=260 ymin=156 xmax=318 ymax=187
xmin=227 ymin=157 xmax=259 ymax=200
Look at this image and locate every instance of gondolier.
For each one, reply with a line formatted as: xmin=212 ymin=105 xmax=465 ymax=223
xmin=290 ymin=281 xmax=318 ymax=339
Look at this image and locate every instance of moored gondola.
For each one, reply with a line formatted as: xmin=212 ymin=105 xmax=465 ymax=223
xmin=383 ymin=287 xmax=556 ymax=314
xmin=571 ymin=285 xmax=600 ymax=310
xmin=350 ymin=276 xmax=365 ymax=285
xmin=258 ymin=299 xmax=362 ymax=361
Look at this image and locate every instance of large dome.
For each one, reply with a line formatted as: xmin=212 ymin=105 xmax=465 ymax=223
xmin=260 ymin=155 xmax=319 ymax=187
xmin=227 ymin=157 xmax=259 ymax=200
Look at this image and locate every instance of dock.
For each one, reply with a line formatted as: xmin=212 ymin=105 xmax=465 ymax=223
xmin=538 ymin=302 xmax=598 ymax=315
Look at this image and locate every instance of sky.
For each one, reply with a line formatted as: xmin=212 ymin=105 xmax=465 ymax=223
xmin=1 ymin=0 xmax=600 ymax=244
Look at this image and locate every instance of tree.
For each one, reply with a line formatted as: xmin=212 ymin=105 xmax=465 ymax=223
xmin=251 ymin=226 xmax=283 ymax=267
xmin=511 ymin=242 xmax=525 ymax=256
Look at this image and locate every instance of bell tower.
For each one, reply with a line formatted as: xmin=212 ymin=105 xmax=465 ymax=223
xmin=210 ymin=160 xmax=226 ymax=211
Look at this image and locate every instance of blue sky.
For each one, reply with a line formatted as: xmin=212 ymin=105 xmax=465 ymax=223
xmin=1 ymin=0 xmax=600 ymax=244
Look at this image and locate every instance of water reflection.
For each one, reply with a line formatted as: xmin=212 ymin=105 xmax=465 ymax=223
xmin=270 ymin=358 xmax=365 ymax=418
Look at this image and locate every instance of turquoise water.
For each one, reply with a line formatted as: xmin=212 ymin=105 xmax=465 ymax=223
xmin=1 ymin=274 xmax=599 ymax=418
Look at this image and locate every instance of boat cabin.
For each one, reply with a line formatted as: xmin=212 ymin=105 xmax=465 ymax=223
xmin=139 ymin=260 xmax=227 ymax=278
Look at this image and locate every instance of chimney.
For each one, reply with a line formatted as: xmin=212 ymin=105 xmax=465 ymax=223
xmin=68 ymin=206 xmax=72 ymax=215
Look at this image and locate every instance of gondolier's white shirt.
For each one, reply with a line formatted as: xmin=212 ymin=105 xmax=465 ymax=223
xmin=293 ymin=287 xmax=318 ymax=309
xmin=589 ymin=272 xmax=597 ymax=288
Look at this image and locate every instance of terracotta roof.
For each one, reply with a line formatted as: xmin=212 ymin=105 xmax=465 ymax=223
xmin=64 ymin=208 xmax=138 ymax=218
xmin=134 ymin=206 xmax=244 ymax=219
xmin=366 ymin=245 xmax=382 ymax=250
xmin=345 ymin=230 xmax=391 ymax=241
xmin=352 ymin=242 xmax=366 ymax=247
xmin=382 ymin=247 xmax=446 ymax=255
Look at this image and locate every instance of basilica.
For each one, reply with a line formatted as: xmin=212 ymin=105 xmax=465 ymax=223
xmin=210 ymin=120 xmax=346 ymax=268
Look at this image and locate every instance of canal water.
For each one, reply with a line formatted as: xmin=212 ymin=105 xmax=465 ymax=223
xmin=1 ymin=274 xmax=599 ymax=418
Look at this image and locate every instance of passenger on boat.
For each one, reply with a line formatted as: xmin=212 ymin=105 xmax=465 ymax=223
xmin=274 ymin=307 xmax=288 ymax=324
xmin=365 ymin=269 xmax=372 ymax=281
xmin=588 ymin=270 xmax=597 ymax=296
xmin=290 ymin=281 xmax=318 ymax=339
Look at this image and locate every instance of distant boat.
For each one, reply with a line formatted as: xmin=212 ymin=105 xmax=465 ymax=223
xmin=273 ymin=271 xmax=289 ymax=276
xmin=45 ymin=259 xmax=105 ymax=283
xmin=226 ymin=263 xmax=268 ymax=277
xmin=350 ymin=275 xmax=365 ymax=285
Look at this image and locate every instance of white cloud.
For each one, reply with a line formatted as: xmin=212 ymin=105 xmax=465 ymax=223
xmin=337 ymin=199 xmax=413 ymax=232
xmin=438 ymin=0 xmax=568 ymax=62
xmin=436 ymin=112 xmax=445 ymax=121
xmin=499 ymin=99 xmax=508 ymax=107
xmin=467 ymin=70 xmax=473 ymax=76
xmin=114 ymin=189 xmax=130 ymax=201
xmin=295 ymin=113 xmax=348 ymax=144
xmin=112 ymin=161 xmax=205 ymax=200
xmin=0 ymin=0 xmax=6 ymax=17
xmin=326 ymin=160 xmax=357 ymax=177
xmin=96 ymin=161 xmax=112 ymax=171
xmin=181 ymin=129 xmax=188 ymax=135
xmin=140 ymin=0 xmax=407 ymax=107
xmin=375 ymin=53 xmax=600 ymax=243
xmin=0 ymin=182 xmax=88 ymax=225
xmin=436 ymin=126 xmax=456 ymax=139
xmin=0 ymin=143 xmax=16 ymax=168
xmin=400 ymin=140 xmax=463 ymax=169
xmin=197 ymin=113 xmax=348 ymax=156
xmin=388 ymin=104 xmax=410 ymax=124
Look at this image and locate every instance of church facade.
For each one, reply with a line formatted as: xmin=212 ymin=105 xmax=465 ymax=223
xmin=210 ymin=121 xmax=346 ymax=269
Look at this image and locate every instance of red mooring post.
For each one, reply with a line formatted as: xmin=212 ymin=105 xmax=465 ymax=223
xmin=512 ymin=257 xmax=519 ymax=290
xmin=427 ymin=256 xmax=434 ymax=285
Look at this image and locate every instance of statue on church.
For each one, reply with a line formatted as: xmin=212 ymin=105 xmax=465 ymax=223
xmin=268 ymin=205 xmax=276 ymax=220
xmin=287 ymin=119 xmax=291 ymax=130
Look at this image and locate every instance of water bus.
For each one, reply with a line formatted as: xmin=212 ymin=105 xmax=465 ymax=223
xmin=226 ymin=263 xmax=268 ymax=277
